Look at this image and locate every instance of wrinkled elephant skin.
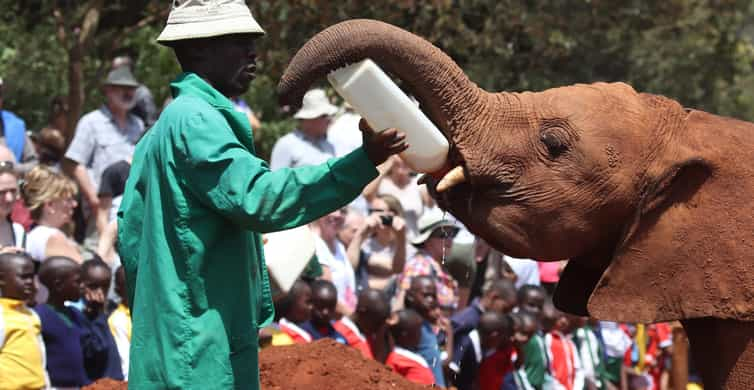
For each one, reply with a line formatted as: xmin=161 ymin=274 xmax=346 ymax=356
xmin=277 ymin=20 xmax=754 ymax=389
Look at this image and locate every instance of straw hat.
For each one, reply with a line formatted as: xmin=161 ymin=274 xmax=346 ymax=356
xmin=410 ymin=211 xmax=459 ymax=246
xmin=104 ymin=67 xmax=139 ymax=88
xmin=157 ymin=0 xmax=265 ymax=44
xmin=293 ymin=89 xmax=338 ymax=119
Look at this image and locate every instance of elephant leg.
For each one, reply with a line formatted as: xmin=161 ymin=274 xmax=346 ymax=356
xmin=681 ymin=318 xmax=754 ymax=390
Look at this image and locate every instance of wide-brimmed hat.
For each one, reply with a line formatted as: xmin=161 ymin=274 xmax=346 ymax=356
xmin=411 ymin=211 xmax=459 ymax=246
xmin=104 ymin=67 xmax=139 ymax=88
xmin=157 ymin=0 xmax=265 ymax=44
xmin=293 ymin=89 xmax=339 ymax=120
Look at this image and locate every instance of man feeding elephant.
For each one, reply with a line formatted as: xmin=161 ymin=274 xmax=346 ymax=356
xmin=117 ymin=2 xmax=407 ymax=389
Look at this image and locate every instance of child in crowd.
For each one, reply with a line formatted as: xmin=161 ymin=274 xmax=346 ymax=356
xmin=542 ymin=300 xmax=584 ymax=390
xmin=404 ymin=275 xmax=447 ymax=388
xmin=502 ymin=311 xmax=537 ymax=390
xmin=78 ymin=259 xmax=123 ymax=381
xmin=451 ymin=278 xmax=517 ymax=340
xmin=449 ymin=311 xmax=515 ymax=390
xmin=386 ymin=309 xmax=435 ymax=385
xmin=516 ymin=298 xmax=551 ymax=389
xmin=517 ymin=284 xmax=547 ymax=318
xmin=35 ymin=256 xmax=91 ymax=387
xmin=570 ymin=316 xmax=608 ymax=390
xmin=300 ymin=279 xmax=347 ymax=344
xmin=107 ymin=266 xmax=131 ymax=379
xmin=334 ymin=288 xmax=391 ymax=361
xmin=277 ymin=279 xmax=314 ymax=344
xmin=0 ymin=252 xmax=46 ymax=390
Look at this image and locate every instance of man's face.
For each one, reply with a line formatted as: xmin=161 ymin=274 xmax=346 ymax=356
xmin=408 ymin=278 xmax=438 ymax=319
xmin=520 ymin=290 xmax=546 ymax=318
xmin=104 ymin=85 xmax=137 ymax=111
xmin=489 ymin=294 xmax=517 ymax=314
xmin=203 ymin=34 xmax=258 ymax=97
xmin=0 ymin=257 xmax=35 ymax=301
xmin=60 ymin=269 xmax=82 ymax=302
xmin=311 ymin=286 xmax=337 ymax=327
xmin=0 ymin=172 xmax=18 ymax=218
xmin=289 ymin=284 xmax=313 ymax=323
xmin=82 ymin=266 xmax=111 ymax=299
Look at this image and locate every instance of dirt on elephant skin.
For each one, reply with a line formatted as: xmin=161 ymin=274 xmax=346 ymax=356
xmin=260 ymin=338 xmax=430 ymax=390
xmin=82 ymin=378 xmax=128 ymax=390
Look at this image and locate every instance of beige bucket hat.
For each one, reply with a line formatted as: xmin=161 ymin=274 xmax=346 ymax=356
xmin=411 ymin=211 xmax=459 ymax=246
xmin=293 ymin=89 xmax=339 ymax=119
xmin=157 ymin=0 xmax=265 ymax=44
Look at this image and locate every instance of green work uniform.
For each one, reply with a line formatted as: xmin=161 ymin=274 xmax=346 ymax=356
xmin=117 ymin=73 xmax=377 ymax=389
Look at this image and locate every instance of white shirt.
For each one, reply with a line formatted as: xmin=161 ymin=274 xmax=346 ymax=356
xmin=503 ymin=255 xmax=541 ymax=288
xmin=327 ymin=112 xmax=363 ymax=157
xmin=315 ymin=237 xmax=357 ymax=311
xmin=269 ymin=130 xmax=335 ymax=171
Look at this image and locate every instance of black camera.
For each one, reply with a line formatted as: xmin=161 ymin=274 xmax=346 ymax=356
xmin=380 ymin=215 xmax=393 ymax=227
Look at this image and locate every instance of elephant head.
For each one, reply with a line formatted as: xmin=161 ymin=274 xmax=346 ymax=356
xmin=278 ymin=19 xmax=754 ymax=323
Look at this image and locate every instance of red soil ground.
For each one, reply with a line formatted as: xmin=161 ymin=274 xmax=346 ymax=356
xmin=81 ymin=338 xmax=433 ymax=389
xmin=260 ymin=338 xmax=431 ymax=390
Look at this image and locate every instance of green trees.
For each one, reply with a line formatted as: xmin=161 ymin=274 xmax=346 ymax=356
xmin=1 ymin=1 xmax=753 ymax=159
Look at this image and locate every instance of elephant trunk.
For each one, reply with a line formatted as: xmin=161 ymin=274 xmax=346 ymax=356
xmin=277 ymin=19 xmax=487 ymax=140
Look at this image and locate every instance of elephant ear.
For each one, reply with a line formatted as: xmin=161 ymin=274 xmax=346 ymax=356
xmin=584 ymin=154 xmax=754 ymax=323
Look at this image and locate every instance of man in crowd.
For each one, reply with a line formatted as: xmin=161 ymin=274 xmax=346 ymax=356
xmin=111 ymin=55 xmax=158 ymax=129
xmin=117 ymin=1 xmax=407 ymax=389
xmin=63 ymin=66 xmax=144 ymax=237
xmin=270 ymin=88 xmax=338 ymax=170
xmin=0 ymin=77 xmax=38 ymax=173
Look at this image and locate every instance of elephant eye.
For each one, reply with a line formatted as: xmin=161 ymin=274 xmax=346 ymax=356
xmin=540 ymin=128 xmax=569 ymax=157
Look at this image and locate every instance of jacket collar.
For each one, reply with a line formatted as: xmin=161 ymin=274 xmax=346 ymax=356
xmin=171 ymin=72 xmax=233 ymax=109
xmin=170 ymin=72 xmax=255 ymax=151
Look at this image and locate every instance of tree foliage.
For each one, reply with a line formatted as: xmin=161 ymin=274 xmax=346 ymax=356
xmin=1 ymin=0 xmax=754 ymax=159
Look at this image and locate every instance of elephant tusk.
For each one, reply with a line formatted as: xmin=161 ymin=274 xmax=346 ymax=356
xmin=436 ymin=166 xmax=467 ymax=193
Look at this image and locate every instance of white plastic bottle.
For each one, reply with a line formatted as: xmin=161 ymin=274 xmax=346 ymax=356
xmin=327 ymin=59 xmax=449 ymax=173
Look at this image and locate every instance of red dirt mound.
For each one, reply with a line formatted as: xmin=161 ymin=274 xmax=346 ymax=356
xmin=82 ymin=378 xmax=128 ymax=390
xmin=260 ymin=339 xmax=432 ymax=390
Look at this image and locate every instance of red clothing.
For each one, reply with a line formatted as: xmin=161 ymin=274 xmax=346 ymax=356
xmin=537 ymin=261 xmax=561 ymax=283
xmin=333 ymin=317 xmax=373 ymax=359
xmin=386 ymin=347 xmax=435 ymax=385
xmin=546 ymin=331 xmax=580 ymax=390
xmin=279 ymin=318 xmax=312 ymax=344
xmin=478 ymin=346 xmax=514 ymax=390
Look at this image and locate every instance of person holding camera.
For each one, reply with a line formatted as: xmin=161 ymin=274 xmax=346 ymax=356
xmin=347 ymin=194 xmax=407 ymax=295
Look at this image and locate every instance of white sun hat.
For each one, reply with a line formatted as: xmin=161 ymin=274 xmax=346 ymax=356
xmin=293 ymin=89 xmax=339 ymax=120
xmin=157 ymin=0 xmax=265 ymax=44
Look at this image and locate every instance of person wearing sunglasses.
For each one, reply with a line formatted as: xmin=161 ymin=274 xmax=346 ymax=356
xmin=395 ymin=211 xmax=461 ymax=315
xmin=21 ymin=165 xmax=82 ymax=264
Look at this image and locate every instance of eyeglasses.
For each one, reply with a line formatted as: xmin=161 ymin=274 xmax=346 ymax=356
xmin=429 ymin=228 xmax=458 ymax=240
xmin=0 ymin=161 xmax=14 ymax=173
xmin=368 ymin=208 xmax=390 ymax=214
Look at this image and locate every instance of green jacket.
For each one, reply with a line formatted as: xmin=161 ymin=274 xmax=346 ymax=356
xmin=523 ymin=333 xmax=548 ymax=390
xmin=118 ymin=73 xmax=377 ymax=389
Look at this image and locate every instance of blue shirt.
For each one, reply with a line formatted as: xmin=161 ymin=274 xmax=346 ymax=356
xmin=450 ymin=298 xmax=483 ymax=339
xmin=299 ymin=320 xmax=347 ymax=344
xmin=417 ymin=320 xmax=446 ymax=387
xmin=34 ymin=304 xmax=91 ymax=387
xmin=65 ymin=105 xmax=144 ymax=190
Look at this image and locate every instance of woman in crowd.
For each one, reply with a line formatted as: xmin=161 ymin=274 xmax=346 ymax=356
xmin=22 ymin=165 xmax=82 ymax=262
xmin=347 ymin=194 xmax=407 ymax=295
xmin=363 ymin=156 xmax=434 ymax=239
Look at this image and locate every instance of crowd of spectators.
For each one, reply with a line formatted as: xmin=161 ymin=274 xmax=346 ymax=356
xmin=0 ymin=63 xmax=694 ymax=390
